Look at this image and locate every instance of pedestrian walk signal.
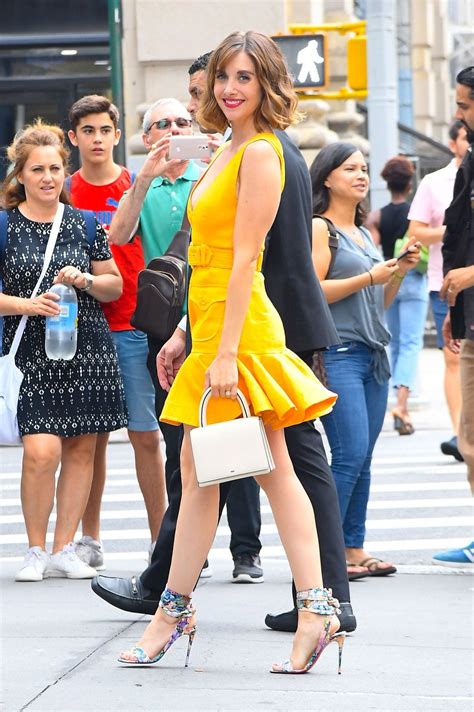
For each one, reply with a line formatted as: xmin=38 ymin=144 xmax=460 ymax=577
xmin=272 ymin=34 xmax=327 ymax=89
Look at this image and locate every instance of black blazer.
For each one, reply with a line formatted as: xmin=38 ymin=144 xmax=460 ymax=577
xmin=262 ymin=131 xmax=339 ymax=353
xmin=442 ymin=145 xmax=474 ymax=338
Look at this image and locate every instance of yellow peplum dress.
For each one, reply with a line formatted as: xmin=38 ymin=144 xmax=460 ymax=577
xmin=160 ymin=132 xmax=337 ymax=428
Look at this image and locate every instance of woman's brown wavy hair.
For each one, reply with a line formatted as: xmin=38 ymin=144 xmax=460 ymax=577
xmin=0 ymin=119 xmax=70 ymax=209
xmin=197 ymin=30 xmax=302 ymax=134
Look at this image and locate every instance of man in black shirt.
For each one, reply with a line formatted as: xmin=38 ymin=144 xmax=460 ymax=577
xmin=434 ymin=66 xmax=474 ymax=567
xmin=92 ymin=54 xmax=357 ymax=631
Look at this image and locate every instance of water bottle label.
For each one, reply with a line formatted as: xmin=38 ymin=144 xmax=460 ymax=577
xmin=46 ymin=303 xmax=78 ymax=330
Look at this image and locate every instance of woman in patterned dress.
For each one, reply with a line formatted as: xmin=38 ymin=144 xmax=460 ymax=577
xmin=0 ymin=121 xmax=127 ymax=581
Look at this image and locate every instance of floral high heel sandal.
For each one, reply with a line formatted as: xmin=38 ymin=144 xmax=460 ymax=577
xmin=271 ymin=587 xmax=345 ymax=675
xmin=118 ymin=587 xmax=196 ymax=667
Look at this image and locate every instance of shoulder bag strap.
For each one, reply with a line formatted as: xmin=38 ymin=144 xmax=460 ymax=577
xmin=313 ymin=214 xmax=339 ymax=277
xmin=163 ymin=181 xmax=196 ymax=260
xmin=8 ymin=202 xmax=65 ymax=359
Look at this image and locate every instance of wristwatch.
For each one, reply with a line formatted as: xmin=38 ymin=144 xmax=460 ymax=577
xmin=80 ymin=272 xmax=94 ymax=292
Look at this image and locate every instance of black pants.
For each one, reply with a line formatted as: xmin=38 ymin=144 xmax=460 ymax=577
xmin=147 ymin=337 xmax=261 ymax=556
xmin=141 ymin=351 xmax=350 ymax=604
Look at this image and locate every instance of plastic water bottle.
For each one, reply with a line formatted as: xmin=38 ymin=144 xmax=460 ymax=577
xmin=45 ymin=284 xmax=78 ymax=360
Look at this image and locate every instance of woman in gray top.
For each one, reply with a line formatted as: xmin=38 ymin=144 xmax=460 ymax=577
xmin=310 ymin=143 xmax=419 ymax=578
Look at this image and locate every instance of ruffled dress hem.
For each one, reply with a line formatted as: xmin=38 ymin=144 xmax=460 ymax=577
xmin=160 ymin=348 xmax=337 ymax=430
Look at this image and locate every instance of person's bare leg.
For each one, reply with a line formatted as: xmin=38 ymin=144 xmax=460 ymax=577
xmin=81 ymin=431 xmax=109 ymax=540
xmin=120 ymin=426 xmax=219 ymax=661
xmin=257 ymin=428 xmax=338 ymax=670
xmin=53 ymin=434 xmax=97 ymax=553
xmin=128 ymin=429 xmax=166 ymax=541
xmin=21 ymin=434 xmax=62 ymax=549
xmin=443 ymin=346 xmax=462 ymax=434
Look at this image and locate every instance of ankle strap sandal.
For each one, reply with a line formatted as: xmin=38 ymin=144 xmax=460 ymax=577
xmin=296 ymin=587 xmax=341 ymax=616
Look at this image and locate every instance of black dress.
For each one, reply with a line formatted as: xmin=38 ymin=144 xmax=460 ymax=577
xmin=1 ymin=205 xmax=127 ymax=436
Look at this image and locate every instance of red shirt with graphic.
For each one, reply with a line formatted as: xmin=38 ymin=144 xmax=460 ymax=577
xmin=69 ymin=167 xmax=145 ymax=331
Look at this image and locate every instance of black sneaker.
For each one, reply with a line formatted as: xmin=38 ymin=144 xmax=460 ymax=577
xmin=232 ymin=553 xmax=264 ymax=583
xmin=440 ymin=436 xmax=464 ymax=462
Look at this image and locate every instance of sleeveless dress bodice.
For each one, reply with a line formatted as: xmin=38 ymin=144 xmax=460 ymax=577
xmin=160 ymin=133 xmax=336 ymax=428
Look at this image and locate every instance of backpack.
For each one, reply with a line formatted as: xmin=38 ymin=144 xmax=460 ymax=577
xmin=130 ymin=216 xmax=189 ymax=342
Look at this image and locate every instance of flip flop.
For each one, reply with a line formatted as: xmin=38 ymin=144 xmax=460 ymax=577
xmin=346 ymin=561 xmax=369 ymax=581
xmin=358 ymin=557 xmax=397 ymax=577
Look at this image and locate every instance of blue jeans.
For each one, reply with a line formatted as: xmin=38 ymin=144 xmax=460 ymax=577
xmin=322 ymin=342 xmax=388 ymax=548
xmin=385 ymin=271 xmax=428 ymax=390
xmin=429 ymin=290 xmax=448 ymax=349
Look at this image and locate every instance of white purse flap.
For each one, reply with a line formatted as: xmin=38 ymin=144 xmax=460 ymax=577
xmin=190 ymin=388 xmax=275 ymax=487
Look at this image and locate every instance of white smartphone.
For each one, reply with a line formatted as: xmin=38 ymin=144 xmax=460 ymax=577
xmin=168 ymin=135 xmax=211 ymax=161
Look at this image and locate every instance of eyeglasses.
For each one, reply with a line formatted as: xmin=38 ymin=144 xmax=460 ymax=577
xmin=147 ymin=118 xmax=192 ymax=132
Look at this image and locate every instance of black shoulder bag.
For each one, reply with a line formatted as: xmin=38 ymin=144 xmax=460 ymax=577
xmin=131 ymin=210 xmax=190 ymax=342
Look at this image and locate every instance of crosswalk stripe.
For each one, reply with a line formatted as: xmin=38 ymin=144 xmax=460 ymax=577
xmin=2 ymin=538 xmax=472 ymax=565
xmin=0 ymin=497 xmax=474 ymax=524
xmin=0 ymin=493 xmax=472 ymax=509
xmin=1 ymin=515 xmax=472 ymax=545
xmin=0 ymin=478 xmax=470 ymax=494
xmin=0 ymin=459 xmax=466 ymax=481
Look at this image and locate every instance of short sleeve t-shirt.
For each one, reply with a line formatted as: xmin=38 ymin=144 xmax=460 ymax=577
xmin=408 ymin=159 xmax=458 ymax=292
xmin=69 ymin=167 xmax=145 ymax=331
xmin=135 ymin=161 xmax=201 ymax=265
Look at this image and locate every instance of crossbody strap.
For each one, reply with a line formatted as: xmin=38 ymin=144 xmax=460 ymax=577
xmin=8 ymin=203 xmax=65 ymax=359
xmin=313 ymin=214 xmax=339 ymax=277
xmin=163 ymin=181 xmax=196 ymax=261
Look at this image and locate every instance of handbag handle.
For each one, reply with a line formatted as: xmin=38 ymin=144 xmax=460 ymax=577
xmin=7 ymin=202 xmax=65 ymax=360
xmin=198 ymin=387 xmax=251 ymax=427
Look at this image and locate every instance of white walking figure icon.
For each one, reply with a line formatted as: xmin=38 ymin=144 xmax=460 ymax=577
xmin=296 ymin=39 xmax=324 ymax=84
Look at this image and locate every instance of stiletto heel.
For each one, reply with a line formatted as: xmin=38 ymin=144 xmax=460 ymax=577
xmin=185 ymin=627 xmax=196 ymax=668
xmin=271 ymin=588 xmax=344 ymax=675
xmin=333 ymin=632 xmax=346 ymax=674
xmin=118 ymin=587 xmax=196 ymax=667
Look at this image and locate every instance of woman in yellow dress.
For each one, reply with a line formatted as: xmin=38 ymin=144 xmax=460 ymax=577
xmin=119 ymin=30 xmax=344 ymax=675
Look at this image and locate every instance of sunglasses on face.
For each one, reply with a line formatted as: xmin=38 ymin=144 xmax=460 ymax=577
xmin=147 ymin=118 xmax=192 ymax=131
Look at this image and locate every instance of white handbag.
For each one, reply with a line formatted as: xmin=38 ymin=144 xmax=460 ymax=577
xmin=0 ymin=204 xmax=64 ymax=446
xmin=190 ymin=387 xmax=275 ymax=487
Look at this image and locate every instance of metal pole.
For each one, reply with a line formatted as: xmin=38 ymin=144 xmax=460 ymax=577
xmin=108 ymin=0 xmax=126 ymax=166
xmin=366 ymin=0 xmax=399 ymax=209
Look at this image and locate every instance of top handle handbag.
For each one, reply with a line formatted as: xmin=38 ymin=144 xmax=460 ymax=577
xmin=190 ymin=388 xmax=275 ymax=487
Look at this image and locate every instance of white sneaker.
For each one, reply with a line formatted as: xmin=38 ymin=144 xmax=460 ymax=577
xmin=47 ymin=543 xmax=97 ymax=579
xmin=75 ymin=536 xmax=106 ymax=571
xmin=15 ymin=547 xmax=50 ymax=582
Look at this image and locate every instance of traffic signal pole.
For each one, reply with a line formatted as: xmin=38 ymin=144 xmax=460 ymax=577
xmin=366 ymin=0 xmax=399 ymax=209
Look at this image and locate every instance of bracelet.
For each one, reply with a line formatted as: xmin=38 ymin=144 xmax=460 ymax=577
xmin=393 ymin=272 xmax=405 ymax=282
xmin=366 ymin=270 xmax=374 ymax=286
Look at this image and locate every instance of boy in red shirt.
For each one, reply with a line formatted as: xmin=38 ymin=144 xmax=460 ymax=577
xmin=67 ymin=95 xmax=166 ymax=569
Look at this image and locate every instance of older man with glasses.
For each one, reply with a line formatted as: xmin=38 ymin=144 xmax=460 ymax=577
xmin=109 ymin=98 xmax=200 ymax=537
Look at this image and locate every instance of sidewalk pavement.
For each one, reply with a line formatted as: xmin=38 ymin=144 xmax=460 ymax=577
xmin=2 ymin=346 xmax=473 ymax=711
xmin=1 ymin=557 xmax=472 ymax=712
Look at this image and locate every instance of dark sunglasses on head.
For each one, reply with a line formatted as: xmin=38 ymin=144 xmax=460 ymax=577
xmin=148 ymin=118 xmax=192 ymax=131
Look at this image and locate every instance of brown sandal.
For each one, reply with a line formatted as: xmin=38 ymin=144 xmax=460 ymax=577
xmin=392 ymin=410 xmax=414 ymax=436
xmin=346 ymin=562 xmax=369 ymax=581
xmin=358 ymin=557 xmax=397 ymax=577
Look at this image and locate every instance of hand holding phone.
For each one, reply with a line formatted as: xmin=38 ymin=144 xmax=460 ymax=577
xmin=396 ymin=247 xmax=413 ymax=261
xmin=167 ymin=136 xmax=211 ymax=161
xmin=397 ymin=241 xmax=421 ymax=261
